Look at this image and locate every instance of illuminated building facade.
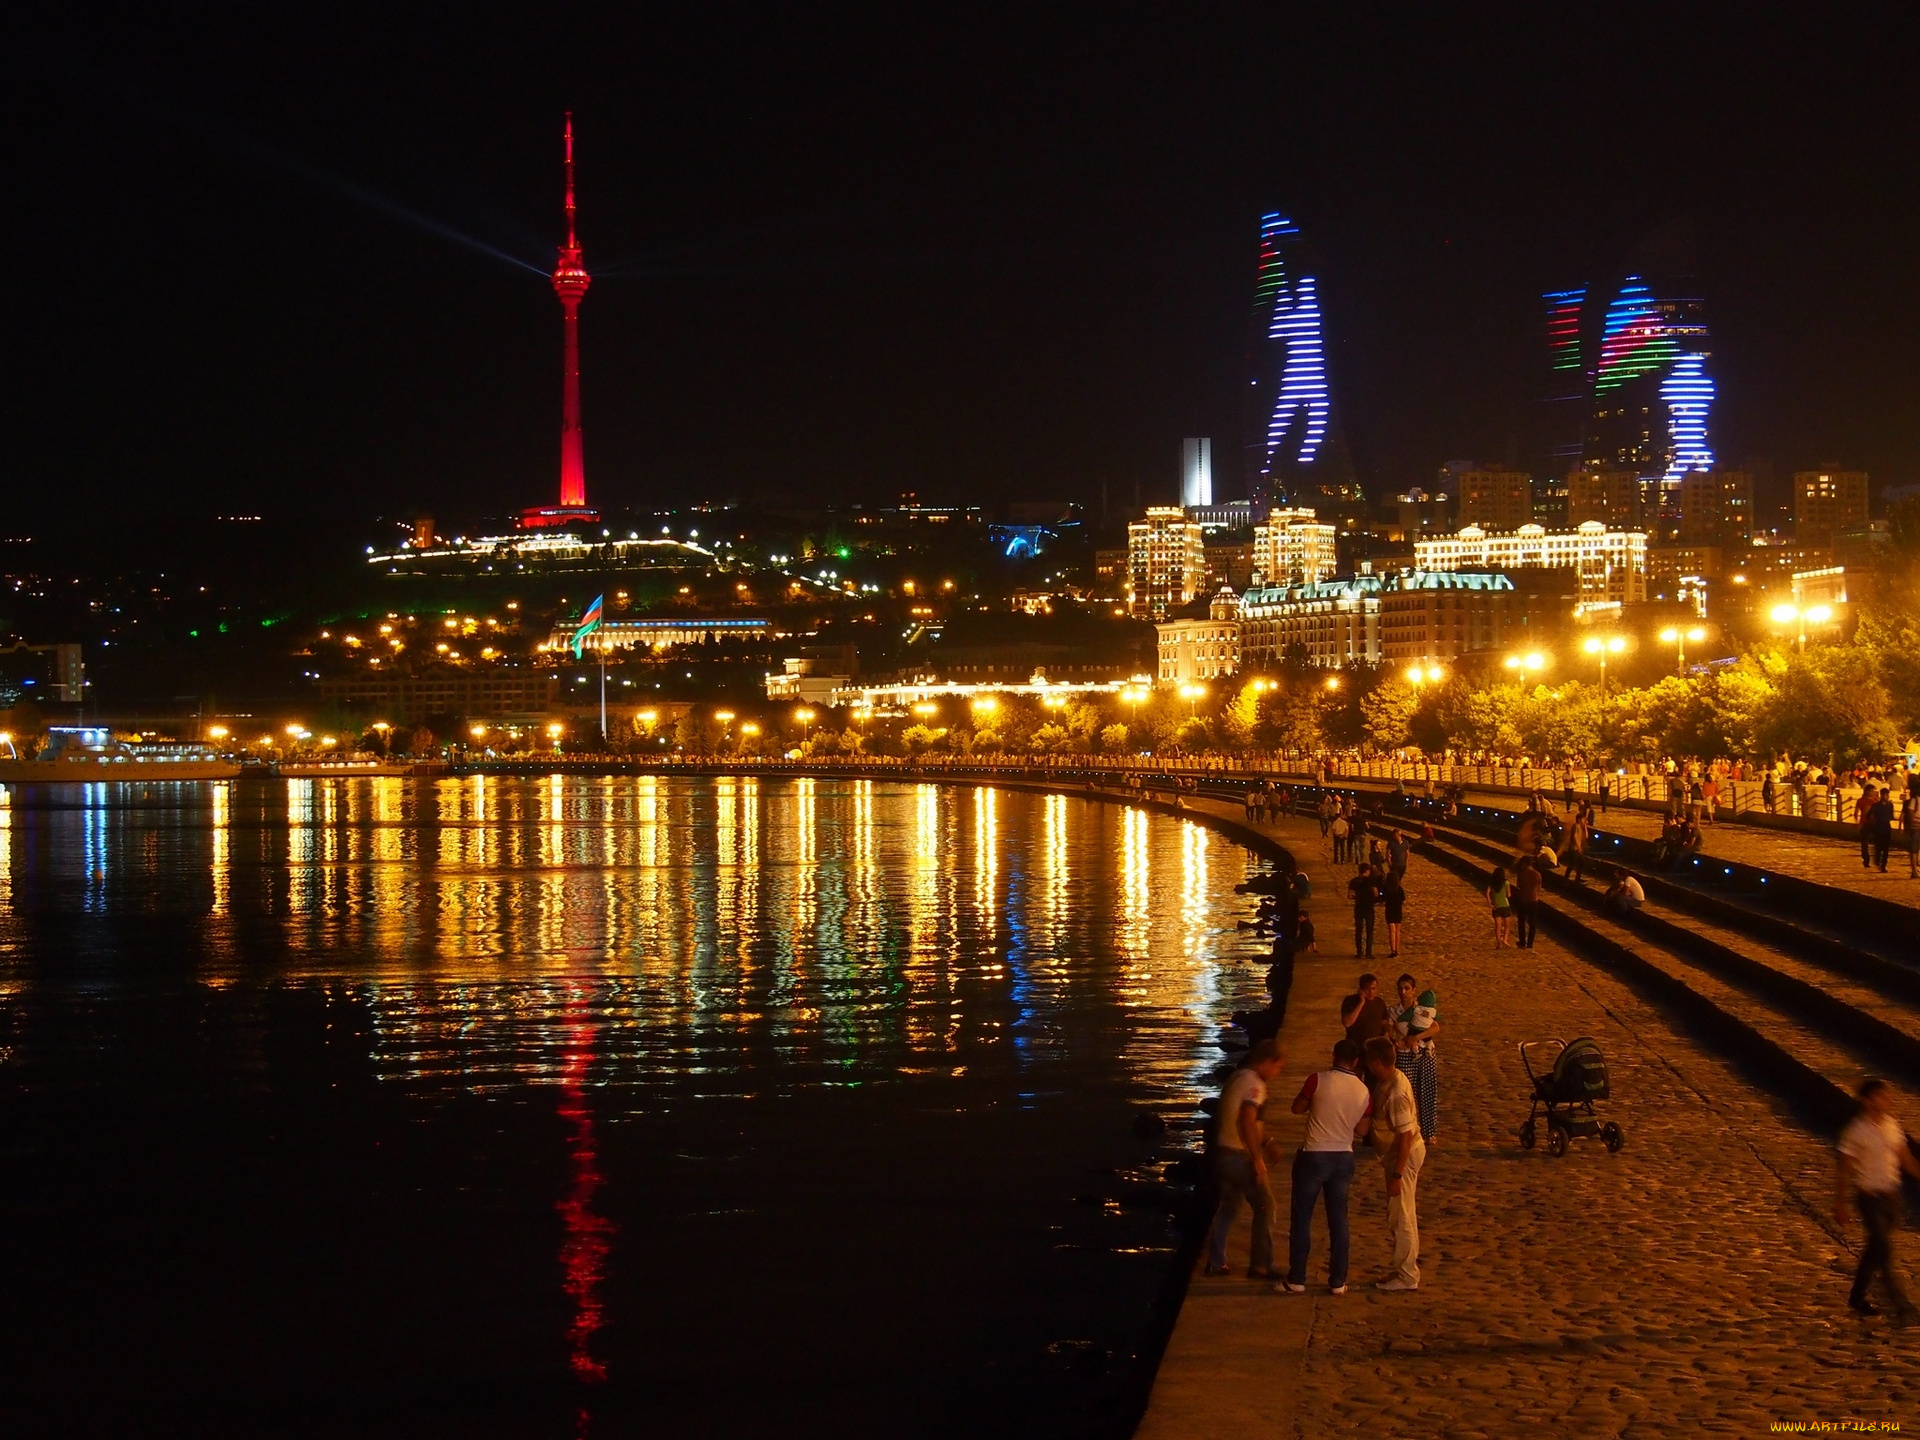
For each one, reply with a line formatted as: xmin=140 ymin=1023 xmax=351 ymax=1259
xmin=1567 ymin=468 xmax=1657 ymax=531
xmin=1376 ymin=571 xmax=1519 ymax=663
xmin=1414 ymin=522 xmax=1647 ymax=614
xmin=1127 ymin=507 xmax=1207 ymax=619
xmin=1244 ymin=214 xmax=1331 ymax=511
xmin=1181 ymin=437 xmax=1214 ymax=508
xmin=1251 ymin=507 xmax=1337 ymax=587
xmin=1792 ymin=469 xmax=1869 ymax=547
xmin=1678 ymin=469 xmax=1753 ymax=544
xmin=543 ymin=617 xmax=772 ymax=653
xmin=1156 ymin=588 xmax=1241 ymax=684
xmin=1238 ymin=575 xmax=1382 ymax=668
xmin=1455 ymin=468 xmax=1534 ymax=532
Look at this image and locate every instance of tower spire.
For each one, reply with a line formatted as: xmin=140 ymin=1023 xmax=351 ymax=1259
xmin=564 ymin=111 xmax=579 ymax=252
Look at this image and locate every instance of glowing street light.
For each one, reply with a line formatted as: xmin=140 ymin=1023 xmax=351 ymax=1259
xmin=911 ymin=701 xmax=939 ymax=719
xmin=470 ymin=724 xmax=488 ymax=741
xmin=1582 ymin=633 xmax=1629 ymax=697
xmin=1178 ymin=682 xmax=1205 ymax=718
xmin=715 ymin=710 xmax=736 ymax=726
xmin=207 ymin=725 xmax=230 ymax=743
xmin=970 ymin=695 xmax=1000 ymax=718
xmin=740 ymin=722 xmax=761 ymax=738
xmin=1502 ymin=652 xmax=1549 ymax=675
xmin=547 ymin=722 xmax=565 ymax=753
xmin=1323 ymin=674 xmax=1342 ymax=691
xmin=1404 ymin=664 xmax=1444 ymax=686
xmin=1658 ymin=624 xmax=1708 ymax=673
xmin=1769 ymin=602 xmax=1836 ymax=651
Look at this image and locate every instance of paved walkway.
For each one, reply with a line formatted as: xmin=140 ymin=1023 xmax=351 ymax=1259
xmin=1337 ymin=778 xmax=1920 ymax=911
xmin=1139 ymin=802 xmax=1917 ymax=1438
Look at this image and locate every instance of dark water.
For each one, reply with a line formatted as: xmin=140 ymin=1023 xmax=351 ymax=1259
xmin=0 ymin=776 xmax=1269 ymax=1438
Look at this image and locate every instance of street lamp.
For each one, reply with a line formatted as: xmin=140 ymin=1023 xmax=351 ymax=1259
xmin=795 ymin=706 xmax=817 ymax=742
xmin=207 ymin=725 xmax=230 ymax=744
xmin=470 ymin=724 xmax=488 ymax=743
xmin=1323 ymin=674 xmax=1342 ymax=691
xmin=912 ymin=701 xmax=939 ymax=719
xmin=1582 ymin=634 xmax=1628 ymax=697
xmin=1658 ymin=625 xmax=1708 ymax=673
xmin=1178 ymin=683 xmax=1205 ymax=717
xmin=1769 ymin=602 xmax=1835 ymax=651
xmin=547 ymin=722 xmax=564 ymax=753
xmin=1502 ymin=652 xmax=1549 ymax=676
xmin=1404 ymin=664 xmax=1444 ymax=686
xmin=371 ymin=721 xmax=391 ymax=755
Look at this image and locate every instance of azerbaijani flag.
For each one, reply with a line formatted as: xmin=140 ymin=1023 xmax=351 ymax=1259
xmin=570 ymin=594 xmax=604 ymax=658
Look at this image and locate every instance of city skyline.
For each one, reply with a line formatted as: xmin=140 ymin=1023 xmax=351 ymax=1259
xmin=3 ymin=9 xmax=1917 ymax=533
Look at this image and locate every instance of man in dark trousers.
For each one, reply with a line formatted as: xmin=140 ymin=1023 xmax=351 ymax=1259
xmin=1837 ymin=1077 xmax=1920 ymax=1318
xmin=1348 ymin=863 xmax=1380 ymax=959
xmin=1512 ymin=854 xmax=1544 ymax=949
xmin=1279 ymin=1039 xmax=1373 ymax=1296
xmin=1868 ymin=787 xmax=1896 ymax=873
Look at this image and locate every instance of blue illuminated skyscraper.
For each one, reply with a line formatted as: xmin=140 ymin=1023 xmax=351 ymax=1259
xmin=1243 ymin=213 xmax=1334 ymax=512
xmin=1539 ymin=222 xmax=1715 ymax=494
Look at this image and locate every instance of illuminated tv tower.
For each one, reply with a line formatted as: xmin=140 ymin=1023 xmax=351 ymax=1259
xmin=554 ymin=114 xmax=590 ymax=509
xmin=526 ymin=114 xmax=598 ymax=527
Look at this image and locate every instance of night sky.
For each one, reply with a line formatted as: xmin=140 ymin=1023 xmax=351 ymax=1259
xmin=3 ymin=5 xmax=1915 ymax=531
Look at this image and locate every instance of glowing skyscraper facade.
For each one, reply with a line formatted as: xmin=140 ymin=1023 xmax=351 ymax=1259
xmin=1243 ymin=214 xmax=1331 ymax=510
xmin=1538 ymin=239 xmax=1715 ymax=497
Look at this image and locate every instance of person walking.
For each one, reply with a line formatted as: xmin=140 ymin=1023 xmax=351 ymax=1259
xmin=1330 ymin=810 xmax=1351 ymax=864
xmin=1836 ymin=1077 xmax=1920 ymax=1318
xmin=1563 ymin=804 xmax=1590 ymax=884
xmin=1381 ymin=871 xmax=1406 ymax=957
xmin=1902 ymin=791 xmax=1919 ymax=880
xmin=1512 ymin=854 xmax=1543 ymax=950
xmin=1868 ymin=787 xmax=1896 ymax=874
xmin=1858 ymin=786 xmax=1878 ymax=868
xmin=1348 ymin=864 xmax=1380 ymax=959
xmin=1597 ymin=774 xmax=1611 ymax=814
xmin=1762 ymin=768 xmax=1777 ymax=815
xmin=1486 ymin=864 xmax=1515 ymax=948
xmin=1279 ymin=1039 xmax=1373 ymax=1296
xmin=1204 ymin=1039 xmax=1286 ymax=1279
xmin=1340 ymin=973 xmax=1391 ymax=1046
xmin=1362 ymin=1036 xmax=1425 ymax=1291
xmin=1388 ymin=973 xmax=1439 ymax=1137
xmin=1386 ymin=829 xmax=1410 ymax=883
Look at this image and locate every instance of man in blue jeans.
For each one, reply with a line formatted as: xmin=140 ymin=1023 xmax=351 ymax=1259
xmin=1279 ymin=1038 xmax=1373 ymax=1295
xmin=1204 ymin=1038 xmax=1287 ymax=1278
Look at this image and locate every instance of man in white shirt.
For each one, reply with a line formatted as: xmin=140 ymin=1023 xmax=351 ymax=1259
xmin=1280 ymin=1039 xmax=1373 ymax=1295
xmin=1205 ymin=1039 xmax=1286 ymax=1278
xmin=1363 ymin=1036 xmax=1426 ymax=1290
xmin=1836 ymin=1076 xmax=1920 ymax=1317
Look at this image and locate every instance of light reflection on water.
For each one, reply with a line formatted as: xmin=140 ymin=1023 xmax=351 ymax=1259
xmin=0 ymin=775 xmax=1272 ymax=1427
xmin=0 ymin=777 xmax=1267 ymax=1105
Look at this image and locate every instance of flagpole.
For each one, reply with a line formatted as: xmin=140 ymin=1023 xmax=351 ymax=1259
xmin=599 ymin=637 xmax=607 ymax=748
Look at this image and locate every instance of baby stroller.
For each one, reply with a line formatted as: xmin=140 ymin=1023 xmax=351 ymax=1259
xmin=1517 ymin=1037 xmax=1624 ymax=1157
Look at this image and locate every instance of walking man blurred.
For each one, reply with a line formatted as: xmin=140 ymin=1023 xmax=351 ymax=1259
xmin=1837 ymin=1077 xmax=1920 ymax=1319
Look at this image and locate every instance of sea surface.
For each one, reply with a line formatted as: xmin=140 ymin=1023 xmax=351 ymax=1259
xmin=0 ymin=775 xmax=1270 ymax=1438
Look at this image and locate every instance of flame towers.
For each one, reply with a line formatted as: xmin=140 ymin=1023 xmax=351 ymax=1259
xmin=1243 ymin=215 xmax=1328 ymax=511
xmin=525 ymin=114 xmax=599 ymax=528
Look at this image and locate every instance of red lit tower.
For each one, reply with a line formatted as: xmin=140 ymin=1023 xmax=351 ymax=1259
xmin=525 ymin=114 xmax=599 ymax=528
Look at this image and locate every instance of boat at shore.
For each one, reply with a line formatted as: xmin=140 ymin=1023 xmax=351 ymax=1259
xmin=0 ymin=728 xmax=242 ymax=783
xmin=275 ymin=755 xmax=424 ymax=778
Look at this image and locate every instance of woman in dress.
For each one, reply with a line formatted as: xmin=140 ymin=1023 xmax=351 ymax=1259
xmin=1392 ymin=972 xmax=1441 ymax=1144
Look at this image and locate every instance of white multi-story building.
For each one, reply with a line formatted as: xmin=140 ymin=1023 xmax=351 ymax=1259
xmin=1238 ymin=574 xmax=1383 ymax=668
xmin=1155 ymin=585 xmax=1241 ymax=684
xmin=1252 ymin=507 xmax=1338 ymax=587
xmin=1414 ymin=521 xmax=1646 ymax=614
xmin=1127 ymin=506 xmax=1208 ymax=619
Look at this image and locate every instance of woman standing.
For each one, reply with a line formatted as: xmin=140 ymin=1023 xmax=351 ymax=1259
xmin=1381 ymin=871 xmax=1407 ymax=957
xmin=1486 ymin=865 xmax=1514 ymax=948
xmin=1392 ymin=973 xmax=1441 ymax=1145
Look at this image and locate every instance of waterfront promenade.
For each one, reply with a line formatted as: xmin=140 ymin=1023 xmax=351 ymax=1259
xmin=1137 ymin=800 xmax=1914 ymax=1438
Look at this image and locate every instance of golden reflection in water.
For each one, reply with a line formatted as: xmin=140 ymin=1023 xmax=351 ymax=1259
xmin=1120 ymin=803 xmax=1153 ymax=964
xmin=1040 ymin=792 xmax=1070 ymax=961
xmin=546 ymin=773 xmax=566 ymax=870
xmin=210 ymin=782 xmax=230 ymax=916
xmin=849 ymin=779 xmax=878 ymax=953
xmin=287 ymin=780 xmax=314 ymax=914
xmin=0 ymin=788 xmax=11 ymax=914
xmin=972 ymin=785 xmax=998 ymax=929
xmin=1182 ymin=819 xmax=1210 ymax=955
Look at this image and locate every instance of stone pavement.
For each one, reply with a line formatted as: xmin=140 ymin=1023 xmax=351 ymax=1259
xmin=1141 ymin=800 xmax=1918 ymax=1438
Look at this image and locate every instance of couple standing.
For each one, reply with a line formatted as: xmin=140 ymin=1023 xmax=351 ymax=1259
xmin=1205 ymin=1036 xmax=1426 ymax=1294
